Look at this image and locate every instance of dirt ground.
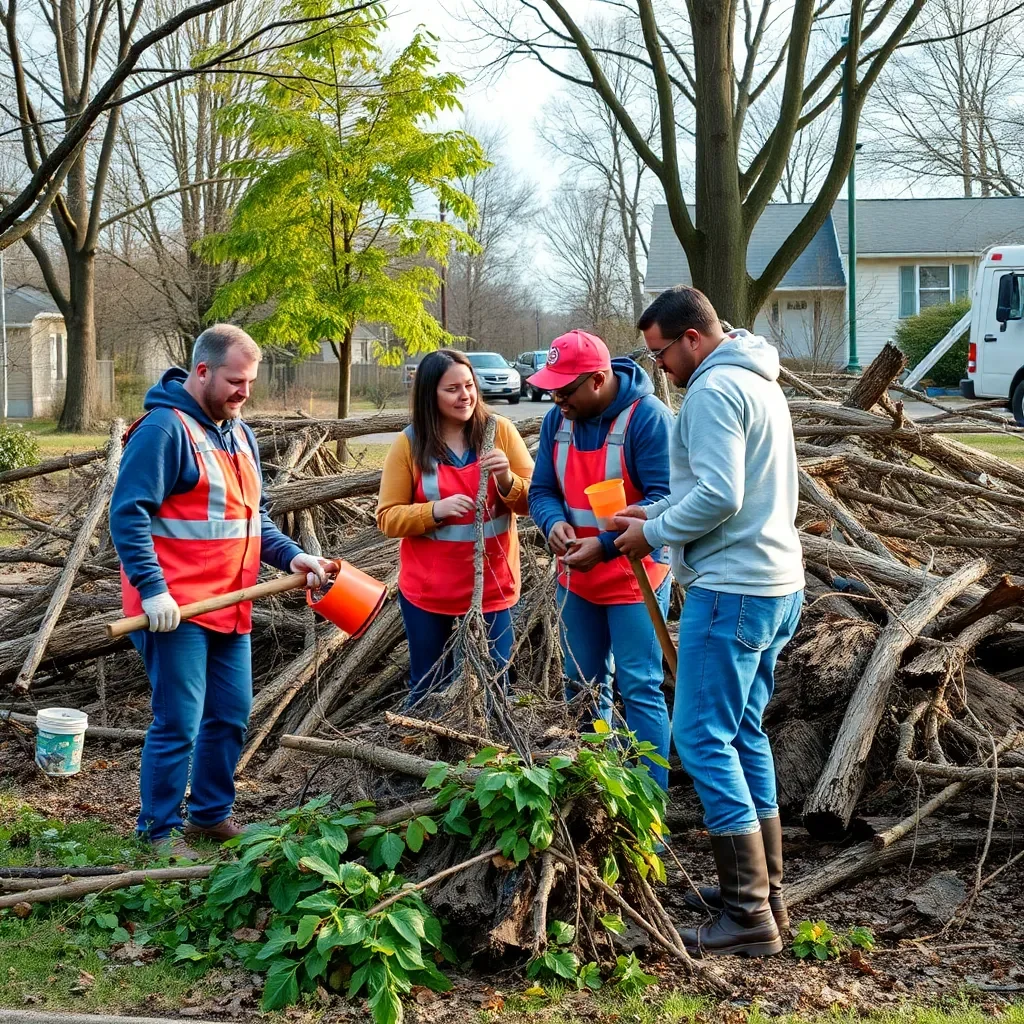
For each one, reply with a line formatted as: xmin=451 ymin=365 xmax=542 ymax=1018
xmin=2 ymin=725 xmax=1022 ymax=1021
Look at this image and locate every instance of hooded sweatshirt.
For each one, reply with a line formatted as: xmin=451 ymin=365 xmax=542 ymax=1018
xmin=642 ymin=331 xmax=804 ymax=596
xmin=529 ymin=357 xmax=673 ymax=563
xmin=109 ymin=367 xmax=303 ymax=601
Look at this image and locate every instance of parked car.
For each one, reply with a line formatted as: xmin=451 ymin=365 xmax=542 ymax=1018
xmin=513 ymin=349 xmax=550 ymax=400
xmin=465 ymin=352 xmax=521 ymax=404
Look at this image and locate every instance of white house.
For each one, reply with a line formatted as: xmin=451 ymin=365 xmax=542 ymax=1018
xmin=2 ymin=285 xmax=68 ymax=417
xmin=644 ymin=197 xmax=1024 ymax=366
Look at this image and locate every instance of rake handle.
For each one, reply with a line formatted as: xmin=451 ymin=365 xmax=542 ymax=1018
xmin=106 ymin=561 xmax=339 ymax=639
xmin=629 ymin=557 xmax=678 ymax=679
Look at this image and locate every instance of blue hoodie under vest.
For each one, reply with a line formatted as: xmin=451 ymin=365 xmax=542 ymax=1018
xmin=528 ymin=358 xmax=673 ymax=564
xmin=109 ymin=367 xmax=302 ymax=601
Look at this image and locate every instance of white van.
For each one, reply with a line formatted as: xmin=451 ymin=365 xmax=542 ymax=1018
xmin=960 ymin=245 xmax=1024 ymax=424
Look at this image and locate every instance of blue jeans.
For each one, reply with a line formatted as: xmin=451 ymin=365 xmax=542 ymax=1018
xmin=398 ymin=592 xmax=515 ymax=704
xmin=132 ymin=622 xmax=252 ymax=839
xmin=673 ymin=587 xmax=803 ymax=835
xmin=556 ymin=579 xmax=672 ymax=790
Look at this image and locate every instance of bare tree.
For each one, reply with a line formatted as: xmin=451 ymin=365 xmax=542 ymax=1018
xmin=0 ymin=0 xmax=379 ymax=430
xmin=468 ymin=0 xmax=956 ymax=326
xmin=744 ymin=93 xmax=839 ymax=203
xmin=537 ymin=19 xmax=657 ymax=322
xmin=103 ymin=0 xmax=277 ymax=367
xmin=866 ymin=0 xmax=1024 ymax=196
xmin=446 ymin=121 xmax=540 ymax=351
xmin=542 ymin=182 xmax=631 ymax=336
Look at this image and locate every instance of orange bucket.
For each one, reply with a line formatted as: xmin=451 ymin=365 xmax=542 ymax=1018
xmin=307 ymin=560 xmax=387 ymax=639
xmin=585 ymin=478 xmax=627 ymax=530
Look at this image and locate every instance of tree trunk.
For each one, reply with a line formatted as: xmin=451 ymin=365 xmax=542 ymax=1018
xmin=689 ymin=2 xmax=748 ymax=327
xmin=802 ymin=558 xmax=988 ymax=838
xmin=58 ymin=251 xmax=98 ymax=432
xmin=335 ymin=327 xmax=352 ymax=460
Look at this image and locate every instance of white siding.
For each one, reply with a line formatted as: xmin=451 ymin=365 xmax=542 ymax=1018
xmin=849 ymin=257 xmax=976 ymax=364
xmin=4 ymin=325 xmax=33 ymax=417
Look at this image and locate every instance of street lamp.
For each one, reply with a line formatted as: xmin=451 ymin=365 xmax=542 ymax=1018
xmin=842 ymin=25 xmax=862 ymax=374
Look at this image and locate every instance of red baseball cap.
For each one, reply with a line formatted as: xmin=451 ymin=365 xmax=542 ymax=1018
xmin=527 ymin=330 xmax=612 ymax=390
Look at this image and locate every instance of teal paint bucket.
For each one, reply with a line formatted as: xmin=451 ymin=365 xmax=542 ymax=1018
xmin=35 ymin=707 xmax=88 ymax=776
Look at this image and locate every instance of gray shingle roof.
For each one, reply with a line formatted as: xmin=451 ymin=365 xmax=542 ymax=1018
xmin=831 ymin=197 xmax=1024 ymax=255
xmin=645 ymin=197 xmax=1024 ymax=293
xmin=644 ymin=204 xmax=845 ymax=291
xmin=2 ymin=285 xmax=61 ymax=326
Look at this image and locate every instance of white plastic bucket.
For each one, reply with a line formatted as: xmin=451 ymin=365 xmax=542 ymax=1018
xmin=35 ymin=707 xmax=88 ymax=776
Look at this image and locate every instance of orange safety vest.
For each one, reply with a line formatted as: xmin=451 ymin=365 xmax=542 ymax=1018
xmin=398 ymin=426 xmax=519 ymax=616
xmin=120 ymin=409 xmax=263 ymax=633
xmin=553 ymin=400 xmax=670 ymax=605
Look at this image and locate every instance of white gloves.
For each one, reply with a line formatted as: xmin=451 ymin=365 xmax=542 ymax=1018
xmin=142 ymin=592 xmax=181 ymax=632
xmin=291 ymin=552 xmax=330 ymax=589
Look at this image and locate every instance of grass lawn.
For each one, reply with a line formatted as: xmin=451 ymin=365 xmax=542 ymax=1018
xmin=8 ymin=418 xmax=108 ymax=456
xmin=948 ymin=433 xmax=1024 ymax=466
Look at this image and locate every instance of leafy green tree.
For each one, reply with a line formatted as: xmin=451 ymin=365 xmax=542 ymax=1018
xmin=202 ymin=2 xmax=486 ymax=423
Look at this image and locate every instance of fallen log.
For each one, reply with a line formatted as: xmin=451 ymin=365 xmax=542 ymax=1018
xmin=845 ymin=342 xmax=907 ymax=411
xmin=0 ymin=711 xmax=146 ymax=744
xmin=267 ymin=470 xmax=382 ymax=516
xmin=0 ymin=866 xmax=215 ymax=909
xmin=0 ymin=447 xmax=105 ymax=485
xmin=788 ymin=827 xmax=1018 ymax=907
xmin=802 ymin=558 xmax=988 ymax=838
xmin=13 ymin=422 xmax=124 ymax=695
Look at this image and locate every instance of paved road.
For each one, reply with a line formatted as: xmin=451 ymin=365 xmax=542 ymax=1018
xmin=357 ymin=393 xmax=1018 ymax=446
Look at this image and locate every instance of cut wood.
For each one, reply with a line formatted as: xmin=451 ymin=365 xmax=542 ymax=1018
xmin=803 ymin=558 xmax=988 ymax=838
xmin=13 ymin=421 xmax=124 ymax=695
xmin=844 ymin=342 xmax=907 ymax=411
xmin=0 ymin=447 xmax=104 ymax=485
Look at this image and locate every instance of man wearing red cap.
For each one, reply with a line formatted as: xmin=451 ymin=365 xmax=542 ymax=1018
xmin=527 ymin=330 xmax=674 ymax=787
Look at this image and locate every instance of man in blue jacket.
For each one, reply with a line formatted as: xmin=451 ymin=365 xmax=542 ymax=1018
xmin=110 ymin=325 xmax=330 ymax=857
xmin=527 ymin=330 xmax=674 ymax=787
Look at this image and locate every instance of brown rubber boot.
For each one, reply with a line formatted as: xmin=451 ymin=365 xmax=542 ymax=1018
xmin=680 ymin=831 xmax=783 ymax=958
xmin=682 ymin=816 xmax=790 ymax=934
xmin=183 ymin=817 xmax=246 ymax=842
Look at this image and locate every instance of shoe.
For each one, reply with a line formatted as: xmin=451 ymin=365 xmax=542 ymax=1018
xmin=148 ymin=836 xmax=202 ymax=862
xmin=682 ymin=816 xmax=790 ymax=933
xmin=680 ymin=831 xmax=783 ymax=958
xmin=183 ymin=816 xmax=246 ymax=843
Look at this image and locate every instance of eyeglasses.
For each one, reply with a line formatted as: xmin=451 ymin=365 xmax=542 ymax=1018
xmin=551 ymin=372 xmax=595 ymax=402
xmin=644 ymin=332 xmax=684 ymax=363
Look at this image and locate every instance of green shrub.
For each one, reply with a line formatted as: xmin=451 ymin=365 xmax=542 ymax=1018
xmin=894 ymin=299 xmax=971 ymax=388
xmin=0 ymin=423 xmax=40 ymax=475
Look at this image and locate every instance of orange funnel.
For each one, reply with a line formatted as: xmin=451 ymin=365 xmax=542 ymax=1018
xmin=307 ymin=560 xmax=387 ymax=639
xmin=585 ymin=478 xmax=627 ymax=530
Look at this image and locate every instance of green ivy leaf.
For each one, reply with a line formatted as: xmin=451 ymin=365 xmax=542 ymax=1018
xmin=377 ymin=832 xmax=406 ymax=871
xmin=601 ymin=854 xmax=619 ymax=886
xmin=405 ymin=818 xmax=425 ymax=854
xmin=295 ymin=914 xmax=320 ymax=949
xmin=423 ymin=762 xmax=449 ymax=789
xmin=600 ymin=914 xmax=625 ymax=935
xmin=268 ymin=873 xmax=304 ymax=914
xmin=298 ymin=855 xmax=343 ymax=885
xmin=261 ymin=959 xmax=300 ymax=1011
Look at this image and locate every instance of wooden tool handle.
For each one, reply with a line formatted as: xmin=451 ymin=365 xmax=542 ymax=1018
xmin=105 ymin=561 xmax=339 ymax=639
xmin=629 ymin=557 xmax=678 ymax=678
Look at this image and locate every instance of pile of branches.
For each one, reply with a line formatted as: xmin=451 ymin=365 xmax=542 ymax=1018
xmin=2 ymin=345 xmax=1024 ymax=981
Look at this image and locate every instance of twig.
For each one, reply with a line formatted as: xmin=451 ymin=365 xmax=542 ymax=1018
xmin=384 ymin=712 xmax=508 ymax=752
xmin=364 ymin=847 xmax=501 ymax=916
xmin=12 ymin=421 xmax=124 ymax=694
xmin=0 ymin=866 xmax=215 ymax=909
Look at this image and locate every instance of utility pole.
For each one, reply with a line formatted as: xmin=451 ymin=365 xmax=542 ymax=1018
xmin=535 ymin=309 xmax=541 ymax=348
xmin=842 ymin=24 xmax=862 ymax=374
xmin=439 ymin=201 xmax=448 ymax=333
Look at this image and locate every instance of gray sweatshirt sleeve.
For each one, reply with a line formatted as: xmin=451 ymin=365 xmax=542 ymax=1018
xmin=643 ymin=387 xmax=746 ymax=548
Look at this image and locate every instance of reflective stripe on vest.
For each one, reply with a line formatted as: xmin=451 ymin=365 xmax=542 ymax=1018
xmin=168 ymin=410 xmax=260 ymax=536
xmin=553 ymin=405 xmax=633 ymax=529
xmin=405 ymin=425 xmax=511 ymax=543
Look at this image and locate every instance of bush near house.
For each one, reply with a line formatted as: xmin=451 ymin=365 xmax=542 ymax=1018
xmin=895 ymin=299 xmax=971 ymax=388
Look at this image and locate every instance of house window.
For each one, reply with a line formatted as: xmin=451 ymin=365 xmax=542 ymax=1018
xmin=49 ymin=333 xmax=66 ymax=381
xmin=899 ymin=264 xmax=971 ymax=317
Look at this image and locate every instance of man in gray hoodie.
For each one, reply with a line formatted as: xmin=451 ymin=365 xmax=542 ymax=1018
xmin=614 ymin=285 xmax=804 ymax=958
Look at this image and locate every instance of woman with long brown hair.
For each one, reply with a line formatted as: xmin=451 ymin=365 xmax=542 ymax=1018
xmin=376 ymin=349 xmax=533 ymax=703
